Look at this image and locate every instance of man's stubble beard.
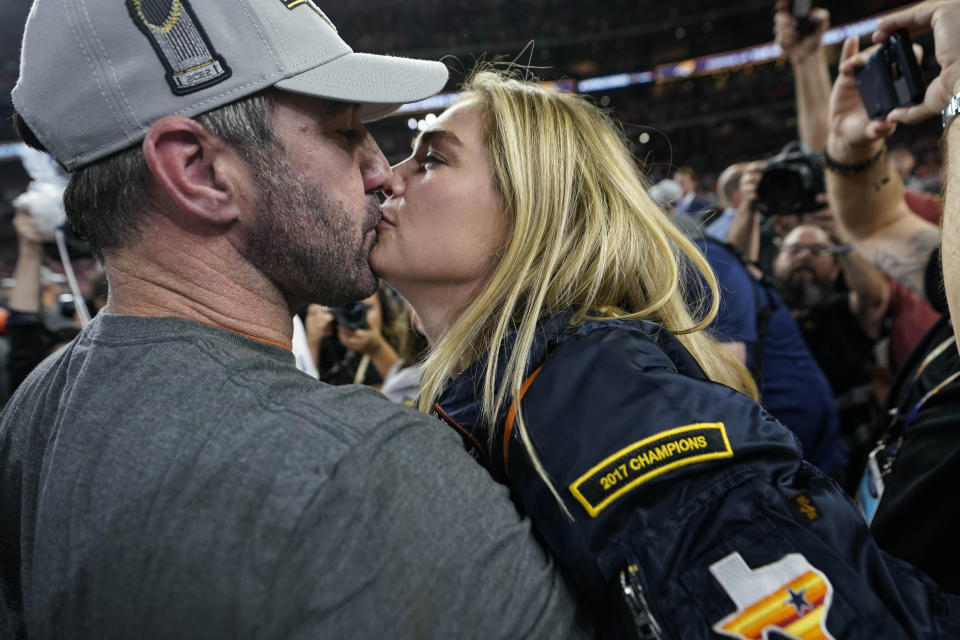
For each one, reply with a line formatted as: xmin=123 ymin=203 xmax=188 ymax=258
xmin=243 ymin=150 xmax=380 ymax=308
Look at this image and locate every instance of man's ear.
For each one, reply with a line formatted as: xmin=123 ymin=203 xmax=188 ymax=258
xmin=141 ymin=116 xmax=243 ymax=225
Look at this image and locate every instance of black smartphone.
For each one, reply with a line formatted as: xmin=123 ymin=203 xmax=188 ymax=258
xmin=791 ymin=0 xmax=815 ymax=37
xmin=855 ymin=30 xmax=925 ymax=120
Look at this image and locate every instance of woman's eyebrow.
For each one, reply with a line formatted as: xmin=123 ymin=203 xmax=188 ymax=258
xmin=412 ymin=129 xmax=463 ymax=151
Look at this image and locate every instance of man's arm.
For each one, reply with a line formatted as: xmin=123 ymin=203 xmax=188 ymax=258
xmin=825 ymin=35 xmax=939 ymax=298
xmin=838 ymin=249 xmax=891 ymax=340
xmin=775 ymin=1 xmax=832 ymax=150
xmin=9 ymin=210 xmax=48 ymax=314
xmin=874 ymin=0 xmax=960 ymax=338
xmin=6 ymin=210 xmax=59 ymax=393
xmin=725 ymin=161 xmax=765 ymax=262
xmin=947 ymin=108 xmax=960 ymax=329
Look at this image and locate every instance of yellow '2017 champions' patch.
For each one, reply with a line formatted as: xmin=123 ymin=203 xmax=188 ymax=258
xmin=569 ymin=423 xmax=733 ymax=517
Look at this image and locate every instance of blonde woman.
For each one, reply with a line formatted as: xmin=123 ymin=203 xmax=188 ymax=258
xmin=371 ymin=71 xmax=957 ymax=638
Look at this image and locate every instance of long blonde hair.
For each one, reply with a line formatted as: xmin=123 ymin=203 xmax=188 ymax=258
xmin=418 ymin=70 xmax=758 ymax=516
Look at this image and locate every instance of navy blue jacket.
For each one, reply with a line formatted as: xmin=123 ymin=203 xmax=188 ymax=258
xmin=437 ymin=313 xmax=960 ymax=639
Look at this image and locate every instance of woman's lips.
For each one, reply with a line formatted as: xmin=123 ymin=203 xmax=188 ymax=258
xmin=378 ymin=207 xmax=397 ymax=229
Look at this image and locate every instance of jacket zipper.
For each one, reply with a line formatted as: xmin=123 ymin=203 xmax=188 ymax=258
xmin=620 ymin=563 xmax=664 ymax=640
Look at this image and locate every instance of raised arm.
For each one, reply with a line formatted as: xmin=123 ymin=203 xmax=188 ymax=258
xmin=9 ymin=210 xmax=50 ymax=314
xmin=775 ymin=1 xmax=832 ymax=150
xmin=947 ymin=99 xmax=960 ymax=338
xmin=725 ymin=161 xmax=765 ymax=263
xmin=832 ymin=229 xmax=892 ymax=340
xmin=872 ymin=0 xmax=960 ymax=339
xmin=824 ymin=36 xmax=938 ymax=298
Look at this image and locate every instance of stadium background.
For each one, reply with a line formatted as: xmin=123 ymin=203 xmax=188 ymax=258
xmin=0 ymin=1 xmax=940 ymax=275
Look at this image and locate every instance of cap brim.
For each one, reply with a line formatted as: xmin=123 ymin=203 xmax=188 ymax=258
xmin=274 ymin=52 xmax=448 ymax=121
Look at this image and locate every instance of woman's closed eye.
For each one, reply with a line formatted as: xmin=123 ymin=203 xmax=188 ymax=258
xmin=417 ymin=152 xmax=446 ymax=169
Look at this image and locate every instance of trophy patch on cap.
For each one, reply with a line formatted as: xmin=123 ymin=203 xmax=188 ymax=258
xmin=126 ymin=0 xmax=231 ymax=95
xmin=278 ymin=0 xmax=338 ymax=31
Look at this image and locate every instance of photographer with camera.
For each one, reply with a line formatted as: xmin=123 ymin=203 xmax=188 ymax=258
xmin=727 ymin=138 xmax=932 ymax=487
xmin=685 ymin=158 xmax=846 ymax=475
xmin=5 ymin=208 xmax=82 ymax=397
xmin=753 ymin=143 xmax=891 ymax=459
xmin=305 ymin=284 xmax=403 ymax=388
xmin=772 ymin=0 xmax=941 ymax=380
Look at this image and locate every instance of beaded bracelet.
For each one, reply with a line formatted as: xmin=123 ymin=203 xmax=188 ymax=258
xmin=823 ymin=145 xmax=885 ymax=175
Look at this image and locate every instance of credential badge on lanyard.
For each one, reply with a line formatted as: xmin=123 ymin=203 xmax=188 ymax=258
xmin=856 ymin=444 xmax=886 ymax=524
xmin=856 ymin=335 xmax=959 ymax=524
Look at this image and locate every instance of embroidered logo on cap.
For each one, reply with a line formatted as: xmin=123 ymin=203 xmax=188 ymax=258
xmin=710 ymin=552 xmax=836 ymax=640
xmin=277 ymin=0 xmax=338 ymax=31
xmin=569 ymin=422 xmax=733 ymax=517
xmin=127 ymin=0 xmax=231 ymax=95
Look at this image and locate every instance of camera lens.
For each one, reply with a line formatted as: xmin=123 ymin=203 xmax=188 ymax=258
xmin=57 ymin=293 xmax=76 ymax=318
xmin=757 ymin=168 xmax=803 ymax=214
xmin=332 ymin=302 xmax=369 ymax=329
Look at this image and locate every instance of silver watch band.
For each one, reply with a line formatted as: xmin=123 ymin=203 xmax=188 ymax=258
xmin=943 ymin=93 xmax=960 ymax=130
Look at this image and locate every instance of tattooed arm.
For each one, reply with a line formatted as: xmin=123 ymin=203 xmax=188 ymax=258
xmin=867 ymin=226 xmax=941 ymax=297
xmin=872 ymin=0 xmax=960 ymax=331
xmin=825 ymin=35 xmax=939 ymax=299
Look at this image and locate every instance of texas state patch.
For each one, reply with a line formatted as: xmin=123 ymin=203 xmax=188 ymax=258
xmin=568 ymin=422 xmax=733 ymax=517
xmin=710 ymin=552 xmax=836 ymax=640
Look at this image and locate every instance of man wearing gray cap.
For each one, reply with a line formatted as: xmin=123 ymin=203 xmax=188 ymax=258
xmin=0 ymin=1 xmax=588 ymax=638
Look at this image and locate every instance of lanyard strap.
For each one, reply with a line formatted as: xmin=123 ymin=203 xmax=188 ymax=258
xmin=915 ymin=336 xmax=956 ymax=376
xmin=881 ymin=336 xmax=960 ymax=472
xmin=902 ymin=369 xmax=960 ymax=432
xmin=893 ymin=336 xmax=956 ymax=423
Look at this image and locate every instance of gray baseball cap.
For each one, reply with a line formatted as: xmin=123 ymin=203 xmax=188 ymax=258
xmin=13 ymin=0 xmax=449 ymax=171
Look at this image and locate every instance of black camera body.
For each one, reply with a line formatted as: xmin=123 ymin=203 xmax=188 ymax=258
xmin=57 ymin=293 xmax=76 ymax=319
xmin=855 ymin=30 xmax=925 ymax=120
xmin=756 ymin=142 xmax=824 ymax=216
xmin=331 ymin=302 xmax=369 ymax=330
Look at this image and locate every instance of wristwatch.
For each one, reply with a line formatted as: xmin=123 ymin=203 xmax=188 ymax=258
xmin=943 ymin=92 xmax=960 ymax=130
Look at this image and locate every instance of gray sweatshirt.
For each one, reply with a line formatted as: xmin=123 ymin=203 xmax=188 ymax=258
xmin=0 ymin=314 xmax=589 ymax=639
